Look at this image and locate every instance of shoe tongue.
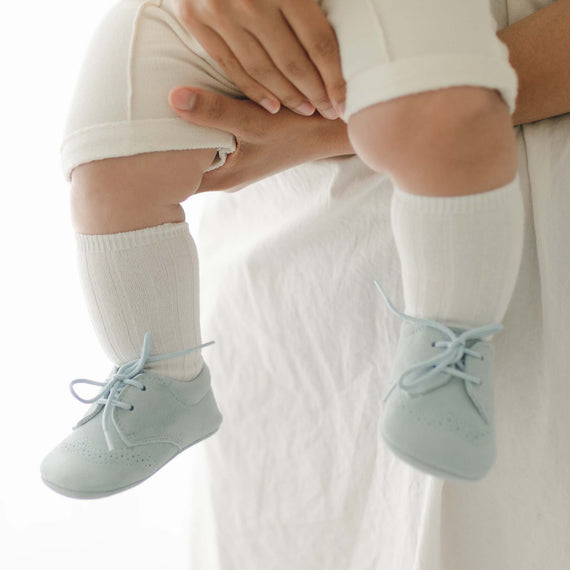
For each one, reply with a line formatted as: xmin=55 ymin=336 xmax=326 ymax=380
xmin=73 ymin=377 xmax=134 ymax=430
xmin=396 ymin=323 xmax=465 ymax=395
xmin=403 ymin=367 xmax=453 ymax=395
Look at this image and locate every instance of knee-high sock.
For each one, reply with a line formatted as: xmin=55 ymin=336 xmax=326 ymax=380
xmin=75 ymin=222 xmax=205 ymax=381
xmin=390 ymin=175 xmax=524 ymax=339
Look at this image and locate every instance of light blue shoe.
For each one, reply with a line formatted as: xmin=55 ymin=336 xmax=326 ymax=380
xmin=374 ymin=279 xmax=502 ymax=481
xmin=40 ymin=333 xmax=222 ymax=499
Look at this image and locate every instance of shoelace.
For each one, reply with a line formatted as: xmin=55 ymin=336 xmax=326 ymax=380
xmin=373 ymin=279 xmax=502 ymax=403
xmin=69 ymin=332 xmax=214 ymax=451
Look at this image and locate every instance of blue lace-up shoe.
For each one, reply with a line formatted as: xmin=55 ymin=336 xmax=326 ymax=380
xmin=374 ymin=279 xmax=502 ymax=481
xmin=40 ymin=333 xmax=222 ymax=499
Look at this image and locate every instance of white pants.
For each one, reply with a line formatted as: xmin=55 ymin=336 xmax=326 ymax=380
xmin=60 ymin=0 xmax=518 ymax=182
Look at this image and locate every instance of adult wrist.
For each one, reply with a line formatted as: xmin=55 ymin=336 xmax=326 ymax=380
xmin=310 ymin=116 xmax=355 ymax=160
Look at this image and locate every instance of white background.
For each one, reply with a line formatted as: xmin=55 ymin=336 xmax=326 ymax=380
xmin=0 ymin=2 xmax=213 ymax=568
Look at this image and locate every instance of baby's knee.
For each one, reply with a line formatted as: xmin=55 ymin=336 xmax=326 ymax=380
xmin=70 ymin=149 xmax=216 ymax=234
xmin=347 ymin=86 xmax=512 ymax=175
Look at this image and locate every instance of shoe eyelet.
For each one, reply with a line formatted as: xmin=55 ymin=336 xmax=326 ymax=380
xmin=431 ymin=342 xmax=436 ymax=347
xmin=141 ymin=385 xmax=147 ymax=391
xmin=129 ymin=405 xmax=135 ymax=411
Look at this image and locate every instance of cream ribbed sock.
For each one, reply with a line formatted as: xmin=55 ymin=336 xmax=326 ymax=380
xmin=75 ymin=222 xmax=206 ymax=381
xmin=390 ymin=175 xmax=524 ymax=337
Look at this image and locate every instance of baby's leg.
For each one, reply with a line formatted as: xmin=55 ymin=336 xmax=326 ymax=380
xmin=322 ymin=0 xmax=524 ymax=480
xmin=69 ymin=148 xmax=217 ymax=385
xmin=70 ymin=148 xmax=216 ymax=234
xmin=59 ymin=0 xmax=242 ymax=382
xmin=41 ymin=0 xmax=245 ymax=498
xmin=326 ymin=0 xmax=524 ymax=332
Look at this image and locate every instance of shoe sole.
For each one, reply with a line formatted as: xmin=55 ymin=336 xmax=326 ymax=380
xmin=41 ymin=426 xmax=221 ymax=500
xmin=381 ymin=428 xmax=489 ymax=482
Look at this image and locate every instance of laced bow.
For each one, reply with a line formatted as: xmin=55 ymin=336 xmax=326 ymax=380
xmin=373 ymin=279 xmax=502 ymax=403
xmin=69 ymin=332 xmax=214 ymax=451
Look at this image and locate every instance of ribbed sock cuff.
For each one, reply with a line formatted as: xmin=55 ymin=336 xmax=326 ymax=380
xmin=392 ymin=174 xmax=520 ymax=215
xmin=75 ymin=222 xmax=190 ymax=253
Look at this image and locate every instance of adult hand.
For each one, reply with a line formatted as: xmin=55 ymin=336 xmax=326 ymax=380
xmin=169 ymin=86 xmax=353 ymax=192
xmin=172 ymin=0 xmax=346 ymax=120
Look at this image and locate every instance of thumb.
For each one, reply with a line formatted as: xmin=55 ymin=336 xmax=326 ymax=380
xmin=169 ymin=87 xmax=259 ymax=135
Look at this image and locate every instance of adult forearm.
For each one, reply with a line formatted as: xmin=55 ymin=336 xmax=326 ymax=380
xmin=498 ymin=0 xmax=570 ymax=126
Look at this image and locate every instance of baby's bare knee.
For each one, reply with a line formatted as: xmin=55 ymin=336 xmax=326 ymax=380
xmin=70 ymin=149 xmax=217 ymax=234
xmin=347 ymin=86 xmax=512 ymax=175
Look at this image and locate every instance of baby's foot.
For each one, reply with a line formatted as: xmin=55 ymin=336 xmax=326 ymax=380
xmin=40 ymin=333 xmax=222 ymax=499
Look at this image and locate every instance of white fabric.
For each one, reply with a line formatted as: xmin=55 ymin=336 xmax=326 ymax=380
xmin=60 ymin=0 xmax=239 ymax=182
xmin=322 ymin=0 xmax=518 ymax=118
xmin=76 ymin=222 xmax=205 ymax=381
xmin=390 ymin=177 xmax=524 ymax=333
xmin=190 ymin=1 xmax=570 ymax=567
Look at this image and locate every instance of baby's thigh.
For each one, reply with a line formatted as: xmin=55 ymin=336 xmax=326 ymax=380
xmin=321 ymin=0 xmax=518 ymax=122
xmin=61 ymin=0 xmax=243 ymax=188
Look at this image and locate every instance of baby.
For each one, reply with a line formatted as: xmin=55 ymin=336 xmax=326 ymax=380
xmin=40 ymin=0 xmax=523 ymax=498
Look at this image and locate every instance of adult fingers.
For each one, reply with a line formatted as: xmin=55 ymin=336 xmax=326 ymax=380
xmin=176 ymin=0 xmax=318 ymax=116
xmin=247 ymin=11 xmax=337 ymax=118
xmin=281 ymin=0 xmax=346 ymax=116
xmin=216 ymin=21 xmax=318 ymax=116
xmin=182 ymin=19 xmax=284 ymax=115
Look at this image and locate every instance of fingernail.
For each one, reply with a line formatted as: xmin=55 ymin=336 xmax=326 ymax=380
xmin=171 ymin=89 xmax=197 ymax=111
xmin=319 ymin=106 xmax=338 ymax=120
xmin=294 ymin=101 xmax=316 ymax=116
xmin=338 ymin=100 xmax=346 ymax=117
xmin=260 ymin=98 xmax=280 ymax=114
